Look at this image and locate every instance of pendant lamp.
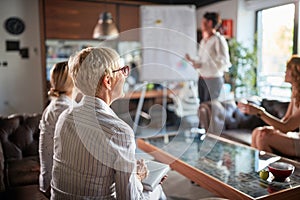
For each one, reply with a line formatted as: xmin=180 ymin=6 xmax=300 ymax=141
xmin=93 ymin=12 xmax=119 ymax=40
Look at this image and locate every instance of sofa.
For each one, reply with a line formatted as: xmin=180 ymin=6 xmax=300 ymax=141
xmin=198 ymin=98 xmax=290 ymax=145
xmin=0 ymin=113 xmax=47 ymax=199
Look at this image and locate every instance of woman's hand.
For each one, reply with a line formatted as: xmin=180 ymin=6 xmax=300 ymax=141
xmin=136 ymin=159 xmax=149 ymax=181
xmin=185 ymin=54 xmax=192 ymax=62
xmin=237 ymin=101 xmax=264 ymax=116
xmin=185 ymin=54 xmax=201 ymax=69
xmin=159 ymin=175 xmax=168 ymax=185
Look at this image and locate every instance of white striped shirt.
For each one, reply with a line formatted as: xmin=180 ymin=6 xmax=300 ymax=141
xmin=51 ymin=95 xmax=146 ymax=200
xmin=39 ymin=94 xmax=72 ymax=192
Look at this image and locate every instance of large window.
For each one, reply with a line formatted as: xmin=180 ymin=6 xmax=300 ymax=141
xmin=257 ymin=3 xmax=297 ymax=100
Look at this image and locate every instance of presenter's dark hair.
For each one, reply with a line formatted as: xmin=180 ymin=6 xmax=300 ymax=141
xmin=204 ymin=12 xmax=221 ymax=29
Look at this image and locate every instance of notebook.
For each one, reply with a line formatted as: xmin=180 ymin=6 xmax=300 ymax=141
xmin=142 ymin=160 xmax=170 ymax=191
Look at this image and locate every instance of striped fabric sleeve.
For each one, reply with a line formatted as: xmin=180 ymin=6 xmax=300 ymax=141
xmin=111 ymin=129 xmax=145 ymax=200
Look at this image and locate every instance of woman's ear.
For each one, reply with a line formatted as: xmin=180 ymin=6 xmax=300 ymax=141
xmin=102 ymin=75 xmax=112 ymax=90
xmin=208 ymin=20 xmax=213 ymax=28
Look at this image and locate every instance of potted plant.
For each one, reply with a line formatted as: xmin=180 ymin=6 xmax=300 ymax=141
xmin=225 ymin=38 xmax=258 ymax=98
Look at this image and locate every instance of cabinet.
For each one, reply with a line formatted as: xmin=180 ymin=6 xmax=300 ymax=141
xmin=118 ymin=5 xmax=140 ymax=41
xmin=44 ymin=0 xmax=140 ymax=40
xmin=44 ymin=0 xmax=116 ymax=39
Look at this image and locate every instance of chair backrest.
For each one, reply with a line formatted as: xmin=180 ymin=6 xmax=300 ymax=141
xmin=198 ymin=100 xmax=226 ymax=134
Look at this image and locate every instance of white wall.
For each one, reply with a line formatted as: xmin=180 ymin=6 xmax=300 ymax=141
xmin=236 ymin=0 xmax=256 ymax=47
xmin=196 ymin=0 xmax=238 ymax=36
xmin=0 ymin=0 xmax=44 ymax=115
xmin=197 ymin=0 xmax=296 ymax=47
xmin=196 ymin=0 xmax=256 ymax=47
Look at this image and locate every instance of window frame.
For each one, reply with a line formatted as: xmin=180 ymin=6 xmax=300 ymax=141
xmin=255 ymin=2 xmax=299 ymax=100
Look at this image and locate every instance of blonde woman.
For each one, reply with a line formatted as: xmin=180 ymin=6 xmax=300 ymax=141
xmin=238 ymin=55 xmax=300 ymax=157
xmin=51 ymin=47 xmax=166 ymax=199
xmin=39 ymin=61 xmax=73 ymax=198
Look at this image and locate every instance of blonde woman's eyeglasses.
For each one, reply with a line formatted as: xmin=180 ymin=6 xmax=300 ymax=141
xmin=112 ymin=65 xmax=130 ymax=76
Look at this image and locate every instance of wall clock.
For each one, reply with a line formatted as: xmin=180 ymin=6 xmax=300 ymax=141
xmin=4 ymin=17 xmax=25 ymax=35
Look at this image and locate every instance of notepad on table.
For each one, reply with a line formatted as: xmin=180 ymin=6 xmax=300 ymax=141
xmin=142 ymin=160 xmax=170 ymax=191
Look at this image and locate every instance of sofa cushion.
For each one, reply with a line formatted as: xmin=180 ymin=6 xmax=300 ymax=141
xmin=198 ymin=98 xmax=289 ymax=146
xmin=6 ymin=156 xmax=40 ymax=187
xmin=237 ymin=114 xmax=265 ymax=130
xmin=0 ymin=141 xmax=5 ymax=191
xmin=222 ymin=100 xmax=265 ymax=130
xmin=0 ymin=117 xmax=22 ymax=159
xmin=0 ymin=114 xmax=41 ymax=160
xmin=0 ymin=113 xmax=41 ymax=189
xmin=223 ymin=100 xmax=240 ymax=129
xmin=262 ymin=99 xmax=289 ymax=119
xmin=200 ymin=100 xmax=226 ymax=134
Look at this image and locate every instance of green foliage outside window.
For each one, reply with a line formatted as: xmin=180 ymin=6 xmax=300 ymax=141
xmin=225 ymin=38 xmax=258 ymax=98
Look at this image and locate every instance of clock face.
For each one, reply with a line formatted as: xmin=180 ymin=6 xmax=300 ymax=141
xmin=4 ymin=17 xmax=25 ymax=35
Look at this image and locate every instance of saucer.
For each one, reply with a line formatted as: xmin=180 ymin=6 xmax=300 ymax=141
xmin=267 ymin=175 xmax=291 ymax=186
xmin=261 ymin=173 xmax=291 ymax=185
xmin=270 ymin=177 xmax=291 ymax=184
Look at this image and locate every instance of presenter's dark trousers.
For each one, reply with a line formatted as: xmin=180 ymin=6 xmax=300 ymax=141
xmin=198 ymin=76 xmax=224 ymax=103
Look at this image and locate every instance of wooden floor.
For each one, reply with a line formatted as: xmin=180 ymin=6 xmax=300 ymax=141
xmin=0 ymin=185 xmax=48 ymax=200
xmin=0 ymin=171 xmax=219 ymax=200
xmin=163 ymin=170 xmax=218 ymax=200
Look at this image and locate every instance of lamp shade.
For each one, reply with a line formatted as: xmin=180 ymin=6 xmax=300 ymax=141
xmin=93 ymin=12 xmax=119 ymax=40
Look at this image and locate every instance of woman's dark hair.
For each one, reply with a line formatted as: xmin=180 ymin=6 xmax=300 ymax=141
xmin=203 ymin=12 xmax=222 ymax=29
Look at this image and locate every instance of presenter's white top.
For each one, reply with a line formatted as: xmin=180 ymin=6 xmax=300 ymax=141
xmin=51 ymin=95 xmax=146 ymax=200
xmin=195 ymin=32 xmax=231 ymax=78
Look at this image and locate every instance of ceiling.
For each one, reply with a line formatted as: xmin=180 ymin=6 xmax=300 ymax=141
xmin=127 ymin=0 xmax=226 ymax=7
xmin=89 ymin=0 xmax=227 ymax=8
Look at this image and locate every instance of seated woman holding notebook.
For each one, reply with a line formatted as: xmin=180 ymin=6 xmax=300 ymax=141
xmin=51 ymin=47 xmax=167 ymax=199
xmin=238 ymin=55 xmax=300 ymax=158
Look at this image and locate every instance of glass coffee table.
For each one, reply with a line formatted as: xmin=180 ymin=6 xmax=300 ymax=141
xmin=136 ymin=133 xmax=300 ymax=200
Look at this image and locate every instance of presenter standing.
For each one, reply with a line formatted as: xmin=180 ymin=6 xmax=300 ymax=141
xmin=186 ymin=12 xmax=231 ymax=103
